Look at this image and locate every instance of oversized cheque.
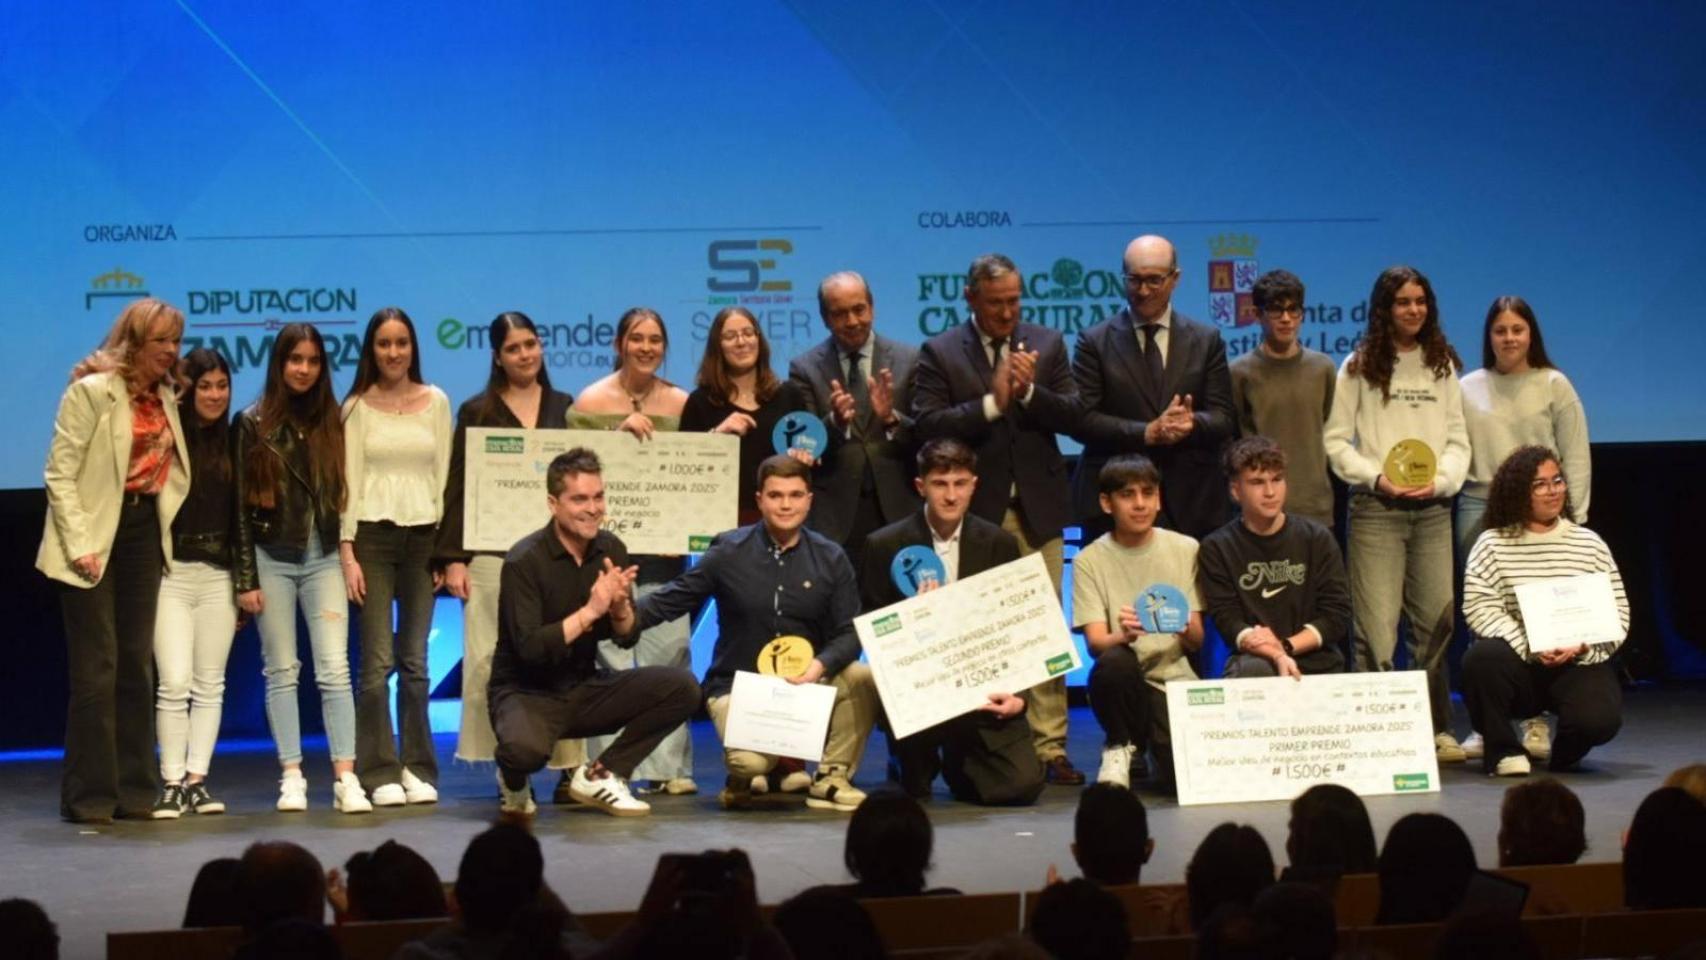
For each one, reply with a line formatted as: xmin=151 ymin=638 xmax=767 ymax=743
xmin=1167 ymin=671 xmax=1441 ymax=807
xmin=855 ymin=553 xmax=1079 ymax=739
xmin=463 ymin=427 xmax=739 ymax=554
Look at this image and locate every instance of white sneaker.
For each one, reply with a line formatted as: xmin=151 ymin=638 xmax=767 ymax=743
xmin=1097 ymin=744 xmax=1134 ymax=788
xmin=1461 ymin=732 xmax=1485 ymax=759
xmin=401 ymin=768 xmax=438 ymax=804
xmin=1495 ymin=754 xmax=1532 ymax=777
xmin=806 ymin=768 xmax=867 ymax=812
xmin=277 ymin=771 xmax=308 ymax=812
xmin=569 ymin=765 xmax=651 ymax=817
xmin=661 ymin=777 xmax=698 ymax=796
xmin=1521 ymin=717 xmax=1552 ymax=761
xmin=1435 ymin=732 xmax=1468 ymax=763
xmin=333 ymin=772 xmax=374 ymax=814
xmin=498 ymin=771 xmax=536 ymax=816
xmin=370 ymin=783 xmax=407 ymax=807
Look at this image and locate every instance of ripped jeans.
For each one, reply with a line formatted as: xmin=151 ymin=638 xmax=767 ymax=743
xmin=255 ymin=536 xmax=356 ymax=766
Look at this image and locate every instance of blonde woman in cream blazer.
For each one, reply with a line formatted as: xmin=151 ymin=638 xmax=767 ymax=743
xmin=38 ymin=297 xmax=191 ymax=823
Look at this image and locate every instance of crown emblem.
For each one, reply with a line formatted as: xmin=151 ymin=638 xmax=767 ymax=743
xmin=91 ymin=267 xmax=144 ymax=289
xmin=1207 ymin=233 xmax=1258 ymax=258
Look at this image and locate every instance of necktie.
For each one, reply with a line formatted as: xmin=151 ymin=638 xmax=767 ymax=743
xmin=845 ymin=350 xmax=867 ymax=408
xmin=990 ymin=336 xmax=1007 ymax=371
xmin=1142 ymin=323 xmax=1164 ymax=411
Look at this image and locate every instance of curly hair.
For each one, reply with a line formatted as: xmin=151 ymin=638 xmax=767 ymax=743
xmin=1346 ymin=266 xmax=1461 ymax=401
xmin=1481 ymin=445 xmax=1575 ymax=534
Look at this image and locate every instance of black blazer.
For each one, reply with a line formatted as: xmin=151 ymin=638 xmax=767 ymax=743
xmin=788 ymin=333 xmax=921 ymax=543
xmin=1069 ymin=308 xmax=1236 ymax=538
xmin=859 ymin=509 xmax=1022 ymax=613
xmin=911 ymin=321 xmax=1079 ymax=541
xmin=433 ymin=388 xmax=574 ymax=565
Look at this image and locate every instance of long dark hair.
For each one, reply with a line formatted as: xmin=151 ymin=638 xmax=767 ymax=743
xmin=1346 ymin=266 xmax=1461 ymax=401
xmin=695 ymin=306 xmax=780 ymax=407
xmin=613 ymin=307 xmax=668 ymax=372
xmin=472 ymin=311 xmax=556 ymax=422
xmin=345 ymin=306 xmax=424 ymax=399
xmin=179 ymin=347 xmax=233 ymax=483
xmin=245 ymin=323 xmax=345 ymax=512
xmin=1482 ymin=445 xmax=1574 ymax=534
xmin=1481 ymin=295 xmax=1556 ymax=371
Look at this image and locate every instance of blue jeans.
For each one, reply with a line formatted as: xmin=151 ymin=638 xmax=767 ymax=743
xmin=255 ymin=536 xmax=355 ymax=765
xmin=1454 ymin=493 xmax=1488 ymax=561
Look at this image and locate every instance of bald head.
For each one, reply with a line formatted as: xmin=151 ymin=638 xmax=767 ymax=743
xmin=1123 ymin=235 xmax=1177 ymax=273
xmin=1121 ymin=235 xmax=1180 ymax=321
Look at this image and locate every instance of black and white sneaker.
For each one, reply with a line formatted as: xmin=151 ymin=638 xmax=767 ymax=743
xmin=184 ymin=781 xmax=225 ymax=815
xmin=568 ymin=765 xmax=650 ymax=817
xmin=151 ymin=783 xmax=188 ymax=820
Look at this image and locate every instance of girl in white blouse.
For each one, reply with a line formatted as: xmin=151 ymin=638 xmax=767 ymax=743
xmin=340 ymin=307 xmax=452 ymax=807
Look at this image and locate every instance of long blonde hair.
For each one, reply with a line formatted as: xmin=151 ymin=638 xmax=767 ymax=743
xmin=70 ymin=297 xmax=185 ymax=392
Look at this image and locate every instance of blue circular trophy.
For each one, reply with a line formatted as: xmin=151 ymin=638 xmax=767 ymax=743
xmin=1135 ymin=583 xmax=1190 ymax=634
xmin=890 ymin=545 xmax=947 ymax=597
xmin=772 ymin=411 xmax=829 ymax=457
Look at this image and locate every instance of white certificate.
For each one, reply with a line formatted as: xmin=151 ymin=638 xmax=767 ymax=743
xmin=1514 ymin=572 xmax=1624 ymax=654
xmin=1167 ymin=672 xmax=1441 ymax=807
xmin=855 ymin=553 xmax=1080 ymax=740
xmin=463 ymin=427 xmax=739 ymax=554
xmin=721 ymin=670 xmax=837 ymax=761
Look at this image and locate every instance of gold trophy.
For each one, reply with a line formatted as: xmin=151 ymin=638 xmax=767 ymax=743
xmin=1383 ymin=439 xmax=1437 ymax=488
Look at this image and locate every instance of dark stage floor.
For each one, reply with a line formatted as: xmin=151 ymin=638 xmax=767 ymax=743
xmin=4 ymin=693 xmax=1701 ymax=959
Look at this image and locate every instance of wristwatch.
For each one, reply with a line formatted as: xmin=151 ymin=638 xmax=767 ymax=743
xmin=1278 ymin=635 xmax=1295 ymax=656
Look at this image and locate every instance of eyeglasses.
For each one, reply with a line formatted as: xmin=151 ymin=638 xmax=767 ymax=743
xmin=720 ymin=328 xmax=759 ymax=343
xmin=1123 ymin=271 xmax=1176 ymax=291
xmin=1262 ymin=306 xmax=1304 ymax=320
xmin=1530 ymin=476 xmax=1568 ymax=492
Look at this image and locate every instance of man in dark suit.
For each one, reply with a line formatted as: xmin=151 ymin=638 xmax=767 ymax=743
xmin=788 ymin=271 xmax=920 ymax=574
xmin=911 ymin=253 xmax=1085 ymax=785
xmin=860 ymin=438 xmax=1044 ymax=806
xmin=1070 ymin=234 xmax=1236 ymax=540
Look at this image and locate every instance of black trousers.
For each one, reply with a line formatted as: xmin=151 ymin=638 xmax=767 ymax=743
xmin=353 ymin=521 xmax=440 ymax=790
xmin=894 ymin=710 xmax=1044 ymax=807
xmin=490 ymin=666 xmax=700 ymax=783
xmin=59 ymin=497 xmax=163 ymax=820
xmin=840 ymin=482 xmax=887 ymax=581
xmin=1087 ymin=646 xmax=1174 ymax=781
xmin=1460 ymin=638 xmax=1621 ymax=774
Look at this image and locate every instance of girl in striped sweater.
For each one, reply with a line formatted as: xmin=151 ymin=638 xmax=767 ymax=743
xmin=1460 ymin=445 xmax=1627 ymax=776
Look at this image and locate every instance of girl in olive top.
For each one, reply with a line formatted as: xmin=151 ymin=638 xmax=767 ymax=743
xmin=568 ymin=307 xmax=695 ymax=794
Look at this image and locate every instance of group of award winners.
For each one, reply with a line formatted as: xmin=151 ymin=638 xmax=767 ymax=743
xmin=38 ymin=232 xmax=1626 ymax=824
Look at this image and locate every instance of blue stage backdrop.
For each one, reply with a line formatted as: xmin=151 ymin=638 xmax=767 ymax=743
xmin=5 ymin=2 xmax=1705 ymax=490
xmin=3 ymin=4 xmax=1704 ymax=742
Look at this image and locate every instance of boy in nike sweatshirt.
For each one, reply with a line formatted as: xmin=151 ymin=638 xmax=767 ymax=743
xmin=1199 ymin=436 xmax=1350 ymax=677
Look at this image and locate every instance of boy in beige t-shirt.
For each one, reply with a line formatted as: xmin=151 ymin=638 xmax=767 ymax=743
xmin=1072 ymin=456 xmax=1203 ymax=791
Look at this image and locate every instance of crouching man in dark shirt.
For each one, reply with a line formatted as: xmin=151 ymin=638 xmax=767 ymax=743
xmin=490 ymin=448 xmax=701 ymax=817
xmin=1198 ymin=436 xmax=1350 ymax=679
